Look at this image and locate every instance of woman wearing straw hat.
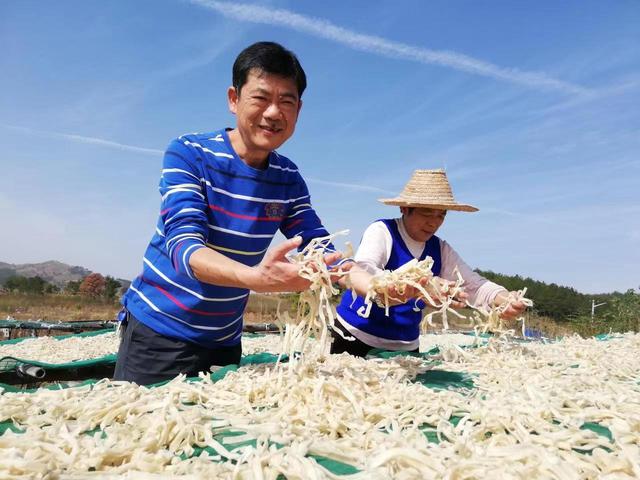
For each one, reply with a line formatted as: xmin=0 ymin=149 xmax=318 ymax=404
xmin=332 ymin=169 xmax=528 ymax=357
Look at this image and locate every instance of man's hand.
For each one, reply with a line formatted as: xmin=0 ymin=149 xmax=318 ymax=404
xmin=251 ymin=237 xmax=311 ymax=292
xmin=252 ymin=237 xmax=348 ymax=293
xmin=191 ymin=236 xmax=348 ymax=293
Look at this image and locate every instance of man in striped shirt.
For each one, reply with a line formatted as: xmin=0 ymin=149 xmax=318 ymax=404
xmin=115 ymin=42 xmax=341 ymax=385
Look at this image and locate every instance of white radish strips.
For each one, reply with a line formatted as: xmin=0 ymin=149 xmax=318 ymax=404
xmin=0 ymin=332 xmax=119 ymax=365
xmin=0 ymin=332 xmax=298 ymax=366
xmin=0 ymin=328 xmax=318 ymax=367
xmin=468 ymin=288 xmax=535 ymax=335
xmin=279 ymin=230 xmax=353 ymax=360
xmin=2 ymin=335 xmax=640 ymax=477
xmin=361 ymin=259 xmax=467 ymax=331
xmin=361 ymin=259 xmax=533 ymax=337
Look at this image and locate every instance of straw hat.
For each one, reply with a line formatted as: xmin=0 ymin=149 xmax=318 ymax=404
xmin=379 ymin=169 xmax=478 ymax=212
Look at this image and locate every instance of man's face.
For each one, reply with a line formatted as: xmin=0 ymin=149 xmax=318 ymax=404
xmin=228 ymin=69 xmax=302 ymax=162
xmin=401 ymin=207 xmax=447 ymax=242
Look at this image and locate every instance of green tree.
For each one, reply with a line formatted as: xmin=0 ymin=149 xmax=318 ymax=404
xmin=4 ymin=275 xmax=24 ymax=292
xmin=44 ymin=283 xmax=60 ymax=294
xmin=476 ymin=269 xmax=591 ymax=321
xmin=601 ymin=289 xmax=640 ymax=332
xmin=4 ymin=275 xmax=48 ymax=294
xmin=65 ymin=280 xmax=81 ymax=294
xmin=103 ymin=276 xmax=122 ymax=301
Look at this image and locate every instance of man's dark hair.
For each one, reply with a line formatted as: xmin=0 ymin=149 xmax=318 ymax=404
xmin=232 ymin=41 xmax=307 ymax=98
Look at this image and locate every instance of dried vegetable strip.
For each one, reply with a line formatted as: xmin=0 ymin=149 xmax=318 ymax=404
xmin=0 ymin=331 xmax=119 ymax=366
xmin=1 ymin=334 xmax=639 ymax=478
xmin=361 ymin=257 xmax=533 ymax=335
xmin=468 ymin=288 xmax=535 ymax=335
xmin=279 ymin=230 xmax=353 ymax=358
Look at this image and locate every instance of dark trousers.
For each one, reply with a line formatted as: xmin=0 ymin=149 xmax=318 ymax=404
xmin=113 ymin=312 xmax=241 ymax=386
xmin=330 ymin=319 xmax=419 ymax=357
xmin=330 ymin=320 xmax=376 ymax=357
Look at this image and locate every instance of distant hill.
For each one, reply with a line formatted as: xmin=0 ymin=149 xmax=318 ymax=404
xmin=0 ymin=260 xmax=130 ymax=289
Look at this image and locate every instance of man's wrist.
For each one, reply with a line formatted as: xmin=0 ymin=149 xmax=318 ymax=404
xmin=238 ymin=265 xmax=261 ymax=291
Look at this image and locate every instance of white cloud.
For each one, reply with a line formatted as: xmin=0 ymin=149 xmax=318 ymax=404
xmin=306 ymin=177 xmax=396 ymax=194
xmin=1 ymin=124 xmax=163 ymax=156
xmin=55 ymin=133 xmax=163 ymax=156
xmin=1 ymin=124 xmax=398 ymax=196
xmin=191 ymin=0 xmax=591 ymax=96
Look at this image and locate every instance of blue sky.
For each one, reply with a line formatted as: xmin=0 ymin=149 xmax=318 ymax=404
xmin=1 ymin=0 xmax=638 ymax=294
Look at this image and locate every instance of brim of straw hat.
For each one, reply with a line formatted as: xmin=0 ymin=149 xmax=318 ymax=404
xmin=380 ymin=168 xmax=479 ymax=212
xmin=378 ymin=197 xmax=479 ymax=212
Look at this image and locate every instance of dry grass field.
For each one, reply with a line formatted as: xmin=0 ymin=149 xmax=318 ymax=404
xmin=0 ymin=292 xmax=596 ymax=338
xmin=0 ymin=293 xmax=296 ymax=325
xmin=0 ymin=294 xmax=120 ymax=322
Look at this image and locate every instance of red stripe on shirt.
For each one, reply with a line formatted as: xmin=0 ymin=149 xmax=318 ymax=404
xmin=141 ymin=277 xmax=237 ymax=317
xmin=209 ymin=204 xmax=283 ymax=222
xmin=283 ymin=218 xmax=303 ymax=231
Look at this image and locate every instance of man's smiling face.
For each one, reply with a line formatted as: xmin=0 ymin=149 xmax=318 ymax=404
xmin=228 ymin=69 xmax=302 ymax=167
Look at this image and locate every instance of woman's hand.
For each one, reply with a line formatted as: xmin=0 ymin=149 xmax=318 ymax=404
xmin=493 ymin=291 xmax=528 ymax=319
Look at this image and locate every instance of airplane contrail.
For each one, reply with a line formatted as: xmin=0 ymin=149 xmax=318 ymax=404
xmin=191 ymin=0 xmax=591 ymax=96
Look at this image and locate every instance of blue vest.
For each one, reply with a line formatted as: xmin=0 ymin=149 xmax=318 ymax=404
xmin=336 ymin=219 xmax=441 ymax=342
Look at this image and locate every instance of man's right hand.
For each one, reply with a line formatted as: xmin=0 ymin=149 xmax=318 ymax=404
xmin=251 ymin=237 xmax=347 ymax=293
xmin=249 ymin=237 xmax=311 ymax=293
xmin=191 ymin=236 xmax=345 ymax=293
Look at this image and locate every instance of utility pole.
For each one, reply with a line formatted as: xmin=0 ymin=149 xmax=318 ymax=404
xmin=591 ymin=299 xmax=606 ymax=318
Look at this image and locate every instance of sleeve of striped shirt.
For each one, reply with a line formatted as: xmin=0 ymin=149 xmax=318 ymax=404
xmin=159 ymin=139 xmax=208 ymax=278
xmin=279 ymin=173 xmax=332 ymax=252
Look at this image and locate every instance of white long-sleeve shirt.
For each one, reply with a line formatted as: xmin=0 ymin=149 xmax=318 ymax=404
xmin=354 ymin=219 xmax=506 ymax=310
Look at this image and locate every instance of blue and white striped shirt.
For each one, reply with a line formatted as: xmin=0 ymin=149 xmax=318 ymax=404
xmin=122 ymin=129 xmax=329 ymax=347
